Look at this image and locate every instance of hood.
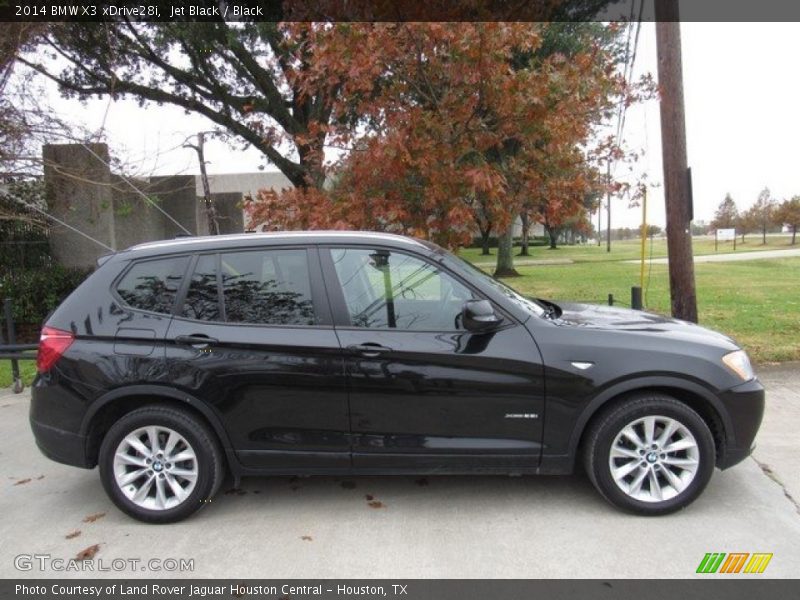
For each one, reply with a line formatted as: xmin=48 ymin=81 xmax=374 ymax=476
xmin=552 ymin=302 xmax=738 ymax=348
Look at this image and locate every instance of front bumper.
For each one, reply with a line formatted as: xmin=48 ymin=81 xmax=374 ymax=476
xmin=30 ymin=417 xmax=92 ymax=469
xmin=716 ymin=377 xmax=765 ymax=469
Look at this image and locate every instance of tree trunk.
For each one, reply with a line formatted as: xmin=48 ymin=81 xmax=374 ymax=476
xmin=544 ymin=224 xmax=558 ymax=249
xmin=762 ymin=226 xmax=767 ymax=245
xmin=518 ymin=213 xmax=530 ymax=256
xmin=792 ymin=225 xmax=797 ymax=245
xmin=479 ymin=228 xmax=492 ymax=255
xmin=494 ymin=224 xmax=519 ymax=278
xmin=296 ymin=138 xmax=326 ymax=190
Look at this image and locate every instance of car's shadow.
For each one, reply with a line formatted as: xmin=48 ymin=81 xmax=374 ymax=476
xmin=203 ymin=470 xmax=607 ymax=517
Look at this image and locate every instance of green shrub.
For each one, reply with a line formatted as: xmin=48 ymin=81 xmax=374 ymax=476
xmin=0 ymin=266 xmax=93 ymax=335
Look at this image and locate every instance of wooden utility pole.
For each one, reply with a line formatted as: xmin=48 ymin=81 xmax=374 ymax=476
xmin=655 ymin=1 xmax=698 ymax=322
xmin=185 ymin=132 xmax=220 ymax=235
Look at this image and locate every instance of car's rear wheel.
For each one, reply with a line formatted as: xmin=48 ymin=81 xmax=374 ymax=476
xmin=99 ymin=406 xmax=224 ymax=523
xmin=583 ymin=393 xmax=716 ymax=515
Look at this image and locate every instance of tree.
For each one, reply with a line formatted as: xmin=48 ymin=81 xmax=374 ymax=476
xmin=19 ymin=23 xmax=364 ymax=190
xmin=690 ymin=221 xmax=709 ymax=236
xmin=776 ymin=196 xmax=800 ymax=245
xmin=245 ymin=22 xmax=638 ymax=270
xmin=738 ymin=206 xmax=758 ymax=243
xmin=750 ymin=187 xmax=777 ymax=244
xmin=647 ymin=224 xmax=662 ymax=237
xmin=711 ymin=193 xmax=738 ymax=230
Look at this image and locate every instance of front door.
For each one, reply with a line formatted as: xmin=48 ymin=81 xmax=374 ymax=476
xmin=165 ymin=246 xmax=349 ymax=470
xmin=320 ymin=246 xmax=545 ymax=471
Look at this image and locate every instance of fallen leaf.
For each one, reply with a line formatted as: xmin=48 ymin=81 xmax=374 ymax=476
xmin=13 ymin=478 xmax=31 ymax=486
xmin=367 ymin=501 xmax=385 ymax=509
xmin=65 ymin=531 xmax=81 ymax=540
xmin=365 ymin=494 xmax=374 ymax=501
xmin=36 ymin=475 xmax=45 ymax=480
xmin=83 ymin=512 xmax=106 ymax=523
xmin=414 ymin=477 xmax=429 ymax=486
xmin=340 ymin=481 xmax=356 ymax=489
xmin=301 ymin=535 xmax=313 ymax=541
xmin=75 ymin=544 xmax=100 ymax=560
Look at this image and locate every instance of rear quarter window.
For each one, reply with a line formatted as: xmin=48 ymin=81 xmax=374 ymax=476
xmin=115 ymin=256 xmax=190 ymax=314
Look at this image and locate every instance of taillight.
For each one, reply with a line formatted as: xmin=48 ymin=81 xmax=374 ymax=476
xmin=37 ymin=326 xmax=75 ymax=373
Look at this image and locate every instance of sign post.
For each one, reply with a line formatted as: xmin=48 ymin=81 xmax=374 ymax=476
xmin=717 ymin=228 xmax=735 ymax=252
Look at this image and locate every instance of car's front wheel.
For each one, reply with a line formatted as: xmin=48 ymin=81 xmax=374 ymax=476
xmin=99 ymin=406 xmax=224 ymax=523
xmin=583 ymin=393 xmax=716 ymax=515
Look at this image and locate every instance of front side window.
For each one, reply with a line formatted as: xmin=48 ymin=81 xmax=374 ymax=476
xmin=330 ymin=248 xmax=474 ymax=330
xmin=116 ymin=256 xmax=189 ymax=314
xmin=220 ymin=249 xmax=315 ymax=325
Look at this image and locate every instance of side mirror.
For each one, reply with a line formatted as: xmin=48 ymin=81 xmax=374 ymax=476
xmin=462 ymin=300 xmax=503 ymax=332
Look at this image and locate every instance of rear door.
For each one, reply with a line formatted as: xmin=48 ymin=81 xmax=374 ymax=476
xmin=165 ymin=246 xmax=349 ymax=470
xmin=320 ymin=245 xmax=545 ymax=471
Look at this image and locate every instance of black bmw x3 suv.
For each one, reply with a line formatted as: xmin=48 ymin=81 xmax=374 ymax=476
xmin=30 ymin=232 xmax=764 ymax=522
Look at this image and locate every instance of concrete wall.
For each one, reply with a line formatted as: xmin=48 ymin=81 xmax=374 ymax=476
xmin=43 ymin=143 xmax=116 ymax=268
xmin=43 ymin=144 xmax=284 ymax=268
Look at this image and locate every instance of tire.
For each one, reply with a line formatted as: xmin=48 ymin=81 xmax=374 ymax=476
xmin=582 ymin=393 xmax=716 ymax=515
xmin=99 ymin=406 xmax=225 ymax=523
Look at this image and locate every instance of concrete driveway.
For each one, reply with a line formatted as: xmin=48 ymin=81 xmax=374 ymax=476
xmin=1 ymin=364 xmax=798 ymax=579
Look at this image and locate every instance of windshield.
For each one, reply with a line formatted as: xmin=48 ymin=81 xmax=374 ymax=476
xmin=446 ymin=253 xmax=547 ymax=318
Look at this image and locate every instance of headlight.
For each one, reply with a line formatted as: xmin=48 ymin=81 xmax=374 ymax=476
xmin=722 ymin=350 xmax=754 ymax=382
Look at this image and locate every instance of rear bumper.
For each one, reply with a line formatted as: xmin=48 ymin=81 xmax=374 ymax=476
xmin=30 ymin=417 xmax=92 ymax=469
xmin=717 ymin=378 xmax=765 ymax=469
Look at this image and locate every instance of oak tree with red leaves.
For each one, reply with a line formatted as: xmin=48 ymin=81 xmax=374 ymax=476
xmin=246 ymin=22 xmax=646 ymax=276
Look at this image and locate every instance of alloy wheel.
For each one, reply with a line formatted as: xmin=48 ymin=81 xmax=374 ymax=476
xmin=113 ymin=426 xmax=198 ymax=510
xmin=608 ymin=415 xmax=700 ymax=503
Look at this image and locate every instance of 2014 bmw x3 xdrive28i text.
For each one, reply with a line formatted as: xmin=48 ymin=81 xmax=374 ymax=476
xmin=30 ymin=232 xmax=764 ymax=522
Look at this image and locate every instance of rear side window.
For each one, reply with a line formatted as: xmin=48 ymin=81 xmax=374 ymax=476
xmin=116 ymin=256 xmax=189 ymax=314
xmin=221 ymin=249 xmax=315 ymax=325
xmin=180 ymin=248 xmax=316 ymax=326
xmin=181 ymin=254 xmax=220 ymax=322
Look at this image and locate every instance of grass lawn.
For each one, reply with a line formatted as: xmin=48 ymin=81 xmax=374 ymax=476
xmin=465 ymin=250 xmax=800 ymax=364
xmin=0 ymin=359 xmax=37 ymax=389
xmin=461 ymin=234 xmax=798 ymax=265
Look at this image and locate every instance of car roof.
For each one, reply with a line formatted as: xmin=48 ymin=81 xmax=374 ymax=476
xmin=115 ymin=231 xmax=434 ymax=260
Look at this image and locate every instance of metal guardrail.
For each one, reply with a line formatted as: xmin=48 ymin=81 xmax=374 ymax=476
xmin=0 ymin=298 xmax=37 ymax=394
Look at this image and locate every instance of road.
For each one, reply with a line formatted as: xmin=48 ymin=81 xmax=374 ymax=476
xmin=1 ymin=364 xmax=798 ymax=579
xmin=625 ymin=247 xmax=800 ymax=264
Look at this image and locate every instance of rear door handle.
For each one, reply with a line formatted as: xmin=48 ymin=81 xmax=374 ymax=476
xmin=175 ymin=334 xmax=218 ymax=349
xmin=347 ymin=343 xmax=392 ymax=357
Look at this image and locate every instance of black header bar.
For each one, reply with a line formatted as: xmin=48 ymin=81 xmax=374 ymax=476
xmin=1 ymin=0 xmax=799 ymax=23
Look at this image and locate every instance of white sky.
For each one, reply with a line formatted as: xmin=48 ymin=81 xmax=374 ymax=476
xmin=20 ymin=22 xmax=800 ymax=229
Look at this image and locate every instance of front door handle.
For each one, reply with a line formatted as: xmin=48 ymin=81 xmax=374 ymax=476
xmin=175 ymin=334 xmax=218 ymax=349
xmin=347 ymin=343 xmax=392 ymax=357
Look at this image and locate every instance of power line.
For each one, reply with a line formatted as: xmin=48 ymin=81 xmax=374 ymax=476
xmin=614 ymin=0 xmax=645 ymax=154
xmin=7 ymin=196 xmax=115 ymax=252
